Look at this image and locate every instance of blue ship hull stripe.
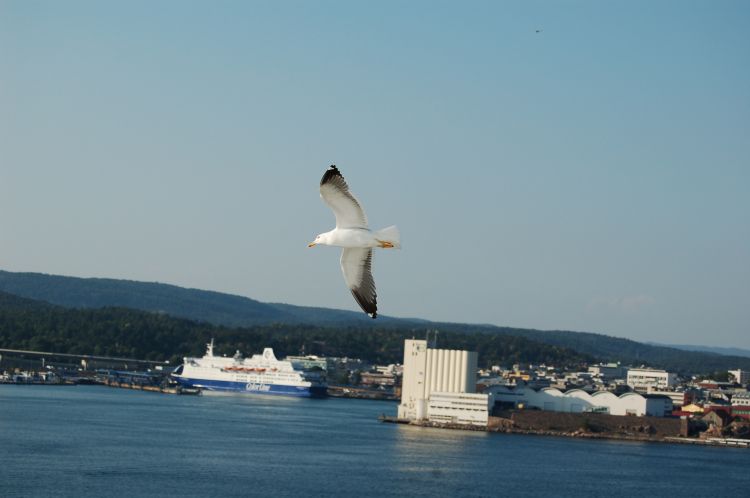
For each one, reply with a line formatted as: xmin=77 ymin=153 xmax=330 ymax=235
xmin=174 ymin=377 xmax=327 ymax=397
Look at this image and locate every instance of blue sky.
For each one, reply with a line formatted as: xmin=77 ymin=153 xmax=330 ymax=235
xmin=1 ymin=1 xmax=748 ymax=348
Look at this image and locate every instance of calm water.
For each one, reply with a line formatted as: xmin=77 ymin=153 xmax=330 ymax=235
xmin=1 ymin=385 xmax=749 ymax=497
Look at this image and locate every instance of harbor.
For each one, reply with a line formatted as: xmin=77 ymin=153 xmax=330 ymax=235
xmin=0 ymin=343 xmax=403 ymax=401
xmin=3 ymin=338 xmax=750 ymax=452
xmin=3 ymin=383 xmax=750 ymax=498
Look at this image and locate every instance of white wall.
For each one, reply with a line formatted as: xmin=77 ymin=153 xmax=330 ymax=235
xmin=428 ymin=392 xmax=490 ymax=426
xmin=398 ymin=339 xmax=428 ymax=420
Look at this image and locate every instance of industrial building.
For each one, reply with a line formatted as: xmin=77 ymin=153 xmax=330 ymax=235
xmin=360 ymin=367 xmax=399 ymax=388
xmin=587 ymin=363 xmax=627 ymax=381
xmin=627 ymin=368 xmax=677 ymax=391
xmin=732 ymin=392 xmax=750 ymax=420
xmin=729 ymin=369 xmax=750 ymax=386
xmin=427 ymin=392 xmax=490 ymax=426
xmin=645 ymin=388 xmax=694 ymax=408
xmin=398 ymin=339 xmax=488 ymax=426
xmin=487 ymin=385 xmax=673 ymax=417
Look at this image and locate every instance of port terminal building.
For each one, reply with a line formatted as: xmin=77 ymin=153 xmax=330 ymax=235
xmin=398 ymin=339 xmax=489 ymax=426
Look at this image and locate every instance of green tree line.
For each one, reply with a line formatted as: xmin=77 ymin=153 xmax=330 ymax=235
xmin=0 ymin=300 xmax=592 ymax=368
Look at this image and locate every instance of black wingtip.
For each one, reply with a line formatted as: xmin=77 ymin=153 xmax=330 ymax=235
xmin=371 ymin=312 xmax=377 ymax=319
xmin=320 ymin=164 xmax=342 ymax=186
xmin=350 ymin=288 xmax=377 ymax=318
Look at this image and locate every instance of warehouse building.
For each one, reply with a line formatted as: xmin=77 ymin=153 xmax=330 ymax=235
xmin=486 ymin=385 xmax=673 ymax=417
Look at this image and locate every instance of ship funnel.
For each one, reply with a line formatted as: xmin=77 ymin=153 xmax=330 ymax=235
xmin=262 ymin=348 xmax=277 ymax=361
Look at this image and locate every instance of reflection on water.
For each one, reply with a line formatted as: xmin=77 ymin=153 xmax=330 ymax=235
xmin=394 ymin=423 xmax=488 ymax=455
xmin=200 ymin=388 xmax=308 ymax=406
xmin=392 ymin=424 xmax=489 ymax=481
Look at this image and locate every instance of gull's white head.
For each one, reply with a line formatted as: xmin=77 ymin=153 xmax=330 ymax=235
xmin=308 ymin=232 xmax=330 ymax=248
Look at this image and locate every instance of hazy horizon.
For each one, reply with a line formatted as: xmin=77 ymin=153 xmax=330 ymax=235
xmin=2 ymin=1 xmax=748 ymax=348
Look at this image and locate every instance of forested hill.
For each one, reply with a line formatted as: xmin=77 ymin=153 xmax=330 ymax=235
xmin=0 ymin=290 xmax=55 ymax=311
xmin=650 ymin=343 xmax=750 ymax=359
xmin=2 ymin=270 xmax=749 ymax=374
xmin=0 ymin=270 xmax=389 ymax=326
xmin=0 ymin=291 xmax=592 ymax=368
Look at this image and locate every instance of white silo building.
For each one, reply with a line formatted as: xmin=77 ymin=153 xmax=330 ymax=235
xmin=398 ymin=339 xmax=488 ymax=426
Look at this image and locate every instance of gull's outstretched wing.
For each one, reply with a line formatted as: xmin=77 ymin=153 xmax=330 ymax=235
xmin=320 ymin=165 xmax=368 ymax=229
xmin=340 ymin=248 xmax=377 ymax=318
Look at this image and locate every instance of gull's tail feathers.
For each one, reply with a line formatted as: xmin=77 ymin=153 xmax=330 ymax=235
xmin=374 ymin=225 xmax=401 ymax=249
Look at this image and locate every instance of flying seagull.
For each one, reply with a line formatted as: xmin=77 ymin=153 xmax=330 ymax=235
xmin=308 ymin=165 xmax=401 ymax=318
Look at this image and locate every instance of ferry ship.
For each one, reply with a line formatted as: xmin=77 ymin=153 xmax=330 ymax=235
xmin=172 ymin=340 xmax=327 ymax=397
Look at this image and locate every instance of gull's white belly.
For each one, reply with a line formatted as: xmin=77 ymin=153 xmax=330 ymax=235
xmin=328 ymin=228 xmax=378 ymax=248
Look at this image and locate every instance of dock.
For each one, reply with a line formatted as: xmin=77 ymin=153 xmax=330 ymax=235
xmin=102 ymin=379 xmax=201 ymax=395
xmin=328 ymin=385 xmax=399 ymax=401
xmin=378 ymin=414 xmax=411 ymax=424
xmin=664 ymin=437 xmax=749 ymax=448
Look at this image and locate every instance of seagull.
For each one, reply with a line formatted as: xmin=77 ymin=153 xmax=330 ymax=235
xmin=308 ymin=165 xmax=401 ymax=319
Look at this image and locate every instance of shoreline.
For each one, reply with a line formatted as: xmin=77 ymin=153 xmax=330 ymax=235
xmin=380 ymin=415 xmax=750 ymax=448
xmin=5 ymin=382 xmax=748 ymax=449
xmin=325 ymin=385 xmax=399 ymax=401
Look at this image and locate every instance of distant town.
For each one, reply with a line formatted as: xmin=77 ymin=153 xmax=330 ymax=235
xmin=3 ymin=337 xmax=749 ymax=447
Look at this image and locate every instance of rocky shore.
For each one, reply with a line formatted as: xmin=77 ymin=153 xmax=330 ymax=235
xmin=488 ymin=410 xmax=685 ymax=442
xmin=384 ymin=410 xmax=748 ymax=447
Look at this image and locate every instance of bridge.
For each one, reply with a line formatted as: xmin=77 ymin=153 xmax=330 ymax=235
xmin=0 ymin=348 xmax=169 ymax=367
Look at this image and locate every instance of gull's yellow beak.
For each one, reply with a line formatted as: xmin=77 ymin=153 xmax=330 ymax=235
xmin=308 ymin=242 xmax=316 ymax=248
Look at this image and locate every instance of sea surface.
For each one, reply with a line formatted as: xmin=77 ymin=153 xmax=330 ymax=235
xmin=1 ymin=385 xmax=749 ymax=497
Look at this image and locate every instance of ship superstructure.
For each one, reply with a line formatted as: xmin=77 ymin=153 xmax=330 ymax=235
xmin=172 ymin=340 xmax=327 ymax=397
